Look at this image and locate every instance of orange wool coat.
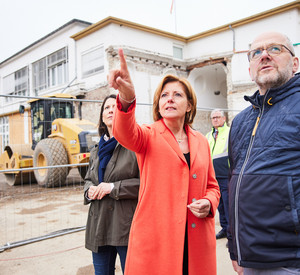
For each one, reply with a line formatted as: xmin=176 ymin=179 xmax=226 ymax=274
xmin=113 ymin=102 xmax=220 ymax=275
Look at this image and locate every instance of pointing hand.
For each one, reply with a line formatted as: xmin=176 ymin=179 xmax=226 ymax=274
xmin=108 ymin=48 xmax=135 ymax=105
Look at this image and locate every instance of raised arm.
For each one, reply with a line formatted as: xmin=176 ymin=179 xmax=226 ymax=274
xmin=108 ymin=48 xmax=136 ymax=111
xmin=109 ymin=48 xmax=150 ymax=154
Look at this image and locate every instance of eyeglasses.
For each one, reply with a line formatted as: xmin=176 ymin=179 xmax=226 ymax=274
xmin=211 ymin=116 xmax=221 ymax=120
xmin=247 ymin=44 xmax=295 ymax=61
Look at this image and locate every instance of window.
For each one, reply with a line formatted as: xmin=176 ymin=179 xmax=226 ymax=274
xmin=31 ymin=100 xmax=45 ymax=144
xmin=173 ymin=45 xmax=183 ymax=59
xmin=47 ymin=48 xmax=68 ymax=87
xmin=3 ymin=67 xmax=28 ymax=102
xmin=82 ymin=46 xmax=104 ymax=77
xmin=0 ymin=116 xmax=9 ymax=152
xmin=33 ymin=58 xmax=47 ymax=93
xmin=50 ymin=101 xmax=73 ymax=121
xmin=32 ymin=48 xmax=68 ymax=94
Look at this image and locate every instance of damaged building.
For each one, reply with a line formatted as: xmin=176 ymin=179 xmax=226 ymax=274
xmin=0 ymin=1 xmax=299 ymax=152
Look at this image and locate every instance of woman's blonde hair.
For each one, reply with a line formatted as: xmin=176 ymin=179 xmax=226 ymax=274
xmin=152 ymin=74 xmax=197 ymax=125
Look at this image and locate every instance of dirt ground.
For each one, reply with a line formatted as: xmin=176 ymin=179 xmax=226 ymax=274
xmin=0 ymin=171 xmax=234 ymax=275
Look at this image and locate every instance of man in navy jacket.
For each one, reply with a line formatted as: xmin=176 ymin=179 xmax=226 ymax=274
xmin=228 ymin=32 xmax=300 ymax=275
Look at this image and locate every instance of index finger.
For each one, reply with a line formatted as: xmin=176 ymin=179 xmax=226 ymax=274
xmin=118 ymin=48 xmax=128 ymax=72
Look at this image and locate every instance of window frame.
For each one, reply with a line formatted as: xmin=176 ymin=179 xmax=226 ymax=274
xmin=3 ymin=66 xmax=29 ymax=102
xmin=32 ymin=47 xmax=68 ymax=94
xmin=0 ymin=116 xmax=9 ymax=152
xmin=173 ymin=44 xmax=183 ymax=60
xmin=81 ymin=46 xmax=104 ymax=78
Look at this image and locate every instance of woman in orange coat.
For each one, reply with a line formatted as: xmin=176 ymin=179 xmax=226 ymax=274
xmin=108 ymin=48 xmax=220 ymax=275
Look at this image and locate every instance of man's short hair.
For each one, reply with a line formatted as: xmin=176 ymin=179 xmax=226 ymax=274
xmin=249 ymin=33 xmax=295 ymax=56
xmin=210 ymin=109 xmax=225 ymax=118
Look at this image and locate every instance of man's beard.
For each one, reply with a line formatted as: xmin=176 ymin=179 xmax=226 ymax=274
xmin=255 ymin=62 xmax=293 ymax=90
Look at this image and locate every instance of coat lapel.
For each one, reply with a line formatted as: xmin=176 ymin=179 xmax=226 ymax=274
xmin=91 ymin=143 xmax=121 ymax=184
xmin=186 ymin=126 xmax=199 ymax=168
xmin=154 ymin=120 xmax=187 ymax=164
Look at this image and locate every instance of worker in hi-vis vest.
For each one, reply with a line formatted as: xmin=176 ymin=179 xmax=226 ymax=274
xmin=206 ymin=109 xmax=230 ymax=244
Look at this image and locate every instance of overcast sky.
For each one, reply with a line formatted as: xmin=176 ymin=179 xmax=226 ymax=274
xmin=0 ymin=0 xmax=293 ymax=62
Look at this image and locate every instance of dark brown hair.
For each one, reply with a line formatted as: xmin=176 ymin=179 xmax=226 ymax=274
xmin=98 ymin=94 xmax=117 ymax=137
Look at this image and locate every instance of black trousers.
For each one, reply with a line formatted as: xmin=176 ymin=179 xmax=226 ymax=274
xmin=183 ymin=225 xmax=188 ymax=275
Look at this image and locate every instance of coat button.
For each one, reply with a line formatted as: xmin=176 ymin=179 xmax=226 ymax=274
xmin=192 ymin=198 xmax=196 ymax=202
xmin=191 ymin=223 xmax=196 ymax=228
xmin=285 ymin=205 xmax=291 ymax=211
xmin=192 ymin=174 xmax=197 ymax=179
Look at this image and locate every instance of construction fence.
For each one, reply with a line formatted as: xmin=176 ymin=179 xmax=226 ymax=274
xmin=0 ymin=94 xmax=240 ymax=252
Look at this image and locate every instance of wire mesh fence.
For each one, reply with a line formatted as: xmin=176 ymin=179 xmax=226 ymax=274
xmin=0 ymin=170 xmax=85 ymax=252
xmin=0 ymin=94 xmax=101 ymax=251
xmin=0 ymin=93 xmax=240 ymax=252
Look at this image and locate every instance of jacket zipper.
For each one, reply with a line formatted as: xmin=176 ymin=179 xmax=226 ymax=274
xmin=234 ymin=90 xmax=269 ymax=265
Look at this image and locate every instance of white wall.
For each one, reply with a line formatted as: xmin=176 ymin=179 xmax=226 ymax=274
xmin=107 ymin=24 xmax=181 ymax=56
xmin=75 ymin=25 xmax=114 ymax=90
xmin=0 ymin=22 xmax=89 ymax=115
xmin=231 ymin=10 xmax=300 ymax=86
xmin=74 ymin=8 xmax=300 ymax=126
xmin=75 ymin=23 xmax=186 ymax=91
xmin=2 ymin=7 xmax=299 ymax=120
xmin=185 ymin=31 xmax=233 ymax=60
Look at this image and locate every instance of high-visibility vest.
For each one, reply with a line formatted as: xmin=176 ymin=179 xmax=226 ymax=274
xmin=206 ymin=122 xmax=230 ymax=178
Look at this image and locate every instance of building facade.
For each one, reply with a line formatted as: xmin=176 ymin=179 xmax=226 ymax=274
xmin=0 ymin=19 xmax=91 ymax=152
xmin=0 ymin=1 xmax=299 ymax=152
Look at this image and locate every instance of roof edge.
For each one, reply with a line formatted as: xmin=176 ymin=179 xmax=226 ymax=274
xmin=0 ymin=19 xmax=92 ymax=66
xmin=187 ymin=0 xmax=300 ymax=41
xmin=71 ymin=16 xmax=187 ymax=42
xmin=71 ymin=1 xmax=300 ymax=43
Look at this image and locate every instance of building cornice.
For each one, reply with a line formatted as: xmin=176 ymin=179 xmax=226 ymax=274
xmin=71 ymin=1 xmax=300 ymax=43
xmin=71 ymin=16 xmax=187 ymax=42
xmin=187 ymin=0 xmax=300 ymax=41
xmin=0 ymin=19 xmax=91 ymax=66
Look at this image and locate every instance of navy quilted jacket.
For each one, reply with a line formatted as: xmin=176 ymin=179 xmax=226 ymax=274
xmin=228 ymin=73 xmax=300 ymax=269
